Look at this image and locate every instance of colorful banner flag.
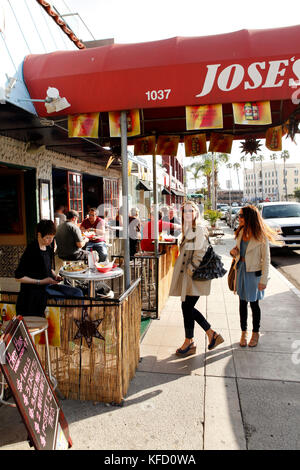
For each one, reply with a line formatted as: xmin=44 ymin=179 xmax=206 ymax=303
xmin=35 ymin=306 xmax=61 ymax=348
xmin=265 ymin=126 xmax=282 ymax=151
xmin=186 ymin=104 xmax=223 ymax=130
xmin=105 ymin=156 xmax=115 ymax=170
xmin=156 ymin=135 xmax=180 ymax=157
xmin=128 ymin=160 xmax=132 ymax=176
xmin=134 ymin=136 xmax=156 ymax=156
xmin=184 ymin=134 xmax=207 ymax=156
xmin=68 ymin=112 xmax=99 ymax=138
xmin=0 ymin=303 xmax=16 ymax=321
xmin=232 ymin=101 xmax=272 ymax=125
xmin=208 ymin=133 xmax=233 ymax=153
xmin=109 ymin=109 xmax=140 ymax=137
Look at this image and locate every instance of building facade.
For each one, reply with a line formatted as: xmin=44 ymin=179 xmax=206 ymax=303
xmin=243 ymin=162 xmax=300 ymax=202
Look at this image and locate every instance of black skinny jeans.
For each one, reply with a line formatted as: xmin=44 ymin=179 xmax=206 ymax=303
xmin=239 ymin=298 xmax=261 ymax=332
xmin=181 ymin=296 xmax=211 ymax=339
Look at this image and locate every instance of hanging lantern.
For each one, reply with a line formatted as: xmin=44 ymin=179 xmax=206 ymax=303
xmin=285 ymin=116 xmax=299 ymax=142
xmin=240 ymin=138 xmax=262 ymax=156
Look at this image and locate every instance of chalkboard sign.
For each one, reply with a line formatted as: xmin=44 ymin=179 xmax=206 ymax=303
xmin=0 ymin=316 xmax=72 ymax=450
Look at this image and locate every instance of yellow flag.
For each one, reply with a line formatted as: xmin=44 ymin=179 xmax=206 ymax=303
xmin=68 ymin=113 xmax=99 ymax=138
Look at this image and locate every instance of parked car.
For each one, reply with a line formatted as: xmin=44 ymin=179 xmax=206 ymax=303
xmin=258 ymin=202 xmax=300 ymax=249
xmin=232 ymin=210 xmax=242 ymax=231
xmin=217 ymin=204 xmax=230 ymax=220
xmin=226 ymin=206 xmax=242 ymax=228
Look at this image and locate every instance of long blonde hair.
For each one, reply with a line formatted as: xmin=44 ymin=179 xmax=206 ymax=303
xmin=181 ymin=201 xmax=202 ymax=235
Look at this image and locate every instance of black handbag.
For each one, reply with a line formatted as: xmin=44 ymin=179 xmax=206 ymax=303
xmin=191 ymin=240 xmax=227 ymax=281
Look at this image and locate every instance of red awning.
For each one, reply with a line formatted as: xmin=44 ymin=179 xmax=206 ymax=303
xmin=23 ymin=25 xmax=300 ymax=118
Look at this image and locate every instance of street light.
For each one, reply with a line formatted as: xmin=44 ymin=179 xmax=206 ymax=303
xmin=18 ymin=87 xmax=71 ymax=113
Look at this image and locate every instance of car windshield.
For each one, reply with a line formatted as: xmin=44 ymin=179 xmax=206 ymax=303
xmin=262 ymin=204 xmax=300 ymax=219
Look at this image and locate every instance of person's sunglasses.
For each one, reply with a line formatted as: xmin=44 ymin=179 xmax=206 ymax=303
xmin=238 ymin=213 xmax=244 ymax=218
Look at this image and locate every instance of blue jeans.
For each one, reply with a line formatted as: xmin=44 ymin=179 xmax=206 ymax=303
xmin=86 ymin=241 xmax=108 ymax=262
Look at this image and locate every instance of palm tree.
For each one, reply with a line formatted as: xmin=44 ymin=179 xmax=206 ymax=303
xmin=187 ymin=157 xmax=212 ymax=205
xmin=213 ymin=153 xmax=229 ymax=208
xmin=233 ymin=162 xmax=241 ymax=192
xmin=270 ymin=153 xmax=279 ymax=201
xmin=226 ymin=163 xmax=233 ymax=206
xmin=256 ymin=155 xmax=264 ymax=201
xmin=281 ymin=150 xmax=290 ymax=201
xmin=250 ymin=156 xmax=258 ymax=202
xmin=187 ymin=159 xmax=204 ymax=190
xmin=240 ymin=155 xmax=248 ymax=200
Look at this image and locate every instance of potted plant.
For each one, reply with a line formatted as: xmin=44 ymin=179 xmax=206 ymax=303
xmin=204 ymin=209 xmax=221 ymax=228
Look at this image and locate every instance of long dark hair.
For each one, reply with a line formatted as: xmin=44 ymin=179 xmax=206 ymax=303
xmin=235 ymin=205 xmax=278 ymax=243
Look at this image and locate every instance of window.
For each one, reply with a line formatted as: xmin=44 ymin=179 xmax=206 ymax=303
xmin=295 ymin=178 xmax=299 ymax=184
xmin=67 ymin=171 xmax=83 ymax=222
xmin=104 ymin=178 xmax=119 ymax=218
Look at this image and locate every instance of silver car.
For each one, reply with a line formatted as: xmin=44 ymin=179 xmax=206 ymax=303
xmin=258 ymin=202 xmax=300 ymax=249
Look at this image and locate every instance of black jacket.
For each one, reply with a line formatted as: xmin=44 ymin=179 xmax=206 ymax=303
xmin=15 ymin=240 xmax=54 ymax=317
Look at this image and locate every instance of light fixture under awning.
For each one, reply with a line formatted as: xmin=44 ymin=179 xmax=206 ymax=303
xmin=136 ymin=180 xmax=152 ymax=191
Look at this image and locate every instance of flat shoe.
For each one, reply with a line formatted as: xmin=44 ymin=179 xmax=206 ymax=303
xmin=175 ymin=342 xmax=196 ymax=357
xmin=208 ymin=332 xmax=224 ymax=350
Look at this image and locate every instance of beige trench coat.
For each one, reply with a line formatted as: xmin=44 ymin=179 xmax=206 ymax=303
xmin=169 ymin=224 xmax=211 ymax=301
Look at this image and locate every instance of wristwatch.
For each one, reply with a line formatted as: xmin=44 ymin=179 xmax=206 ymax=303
xmin=36 ymin=279 xmax=40 ymax=285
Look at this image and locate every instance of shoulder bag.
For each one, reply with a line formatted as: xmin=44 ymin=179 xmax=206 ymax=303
xmin=191 ymin=239 xmax=227 ymax=281
xmin=227 ymin=257 xmax=237 ymax=292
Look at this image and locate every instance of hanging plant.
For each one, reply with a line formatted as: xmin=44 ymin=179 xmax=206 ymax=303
xmin=240 ymin=138 xmax=262 ymax=156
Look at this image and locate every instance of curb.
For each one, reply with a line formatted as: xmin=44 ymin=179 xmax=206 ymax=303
xmin=270 ymin=263 xmax=300 ymax=300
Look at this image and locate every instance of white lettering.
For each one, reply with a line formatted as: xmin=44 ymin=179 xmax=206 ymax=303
xmin=289 ymin=59 xmax=300 ymax=86
xmin=262 ymin=60 xmax=289 ymax=88
xmin=291 ymin=340 xmax=300 ymax=365
xmin=195 ymin=64 xmax=221 ymax=97
xmin=245 ymin=62 xmax=265 ymax=90
xmin=218 ymin=64 xmax=244 ymax=91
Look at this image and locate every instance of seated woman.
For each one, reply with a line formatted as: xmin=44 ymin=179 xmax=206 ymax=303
xmin=15 ymin=220 xmax=82 ymax=317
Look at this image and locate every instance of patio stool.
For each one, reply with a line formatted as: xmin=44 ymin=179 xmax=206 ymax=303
xmin=23 ymin=316 xmax=57 ymax=390
xmin=0 ymin=321 xmax=15 ymax=407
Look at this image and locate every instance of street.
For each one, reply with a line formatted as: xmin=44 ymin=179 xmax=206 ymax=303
xmin=271 ymin=248 xmax=300 ymax=292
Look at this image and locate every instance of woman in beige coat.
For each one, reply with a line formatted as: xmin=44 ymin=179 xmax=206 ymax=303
xmin=169 ymin=201 xmax=224 ymax=356
xmin=230 ymin=205 xmax=277 ymax=347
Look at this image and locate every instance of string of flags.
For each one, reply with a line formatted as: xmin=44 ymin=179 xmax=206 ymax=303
xmin=67 ymin=100 xmax=289 ymax=158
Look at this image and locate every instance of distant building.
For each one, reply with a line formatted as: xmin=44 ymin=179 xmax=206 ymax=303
xmin=217 ymin=190 xmax=243 ymax=205
xmin=243 ymin=162 xmax=300 ymax=202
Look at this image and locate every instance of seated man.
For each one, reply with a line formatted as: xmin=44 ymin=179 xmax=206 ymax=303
xmin=141 ymin=211 xmax=180 ymax=252
xmin=80 ymin=208 xmax=108 ymax=262
xmin=55 ymin=210 xmax=89 ymax=261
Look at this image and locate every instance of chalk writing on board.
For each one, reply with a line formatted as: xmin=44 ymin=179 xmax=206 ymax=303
xmin=1 ymin=319 xmax=60 ymax=449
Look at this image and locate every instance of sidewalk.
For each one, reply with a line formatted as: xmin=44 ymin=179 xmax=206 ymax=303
xmin=1 ymin=223 xmax=300 ymax=450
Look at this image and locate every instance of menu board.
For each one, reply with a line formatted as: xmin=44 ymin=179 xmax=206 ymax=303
xmin=0 ymin=316 xmax=72 ymax=450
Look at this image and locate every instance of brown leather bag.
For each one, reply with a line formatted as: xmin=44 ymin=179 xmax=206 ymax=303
xmin=228 ymin=258 xmax=237 ymax=292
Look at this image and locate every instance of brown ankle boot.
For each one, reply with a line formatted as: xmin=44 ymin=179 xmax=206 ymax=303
xmin=239 ymin=331 xmax=247 ymax=347
xmin=248 ymin=332 xmax=259 ymax=347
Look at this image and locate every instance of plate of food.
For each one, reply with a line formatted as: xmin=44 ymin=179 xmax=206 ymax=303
xmin=83 ymin=231 xmax=96 ymax=239
xmin=62 ymin=263 xmax=87 ymax=274
xmin=163 ymin=236 xmax=175 ymax=242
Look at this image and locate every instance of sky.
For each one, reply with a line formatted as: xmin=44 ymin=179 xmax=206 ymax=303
xmin=60 ymin=0 xmax=300 ymax=190
xmin=2 ymin=0 xmax=300 ymax=189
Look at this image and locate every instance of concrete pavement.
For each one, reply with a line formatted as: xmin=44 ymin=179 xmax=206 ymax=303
xmin=1 ymin=223 xmax=300 ymax=450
